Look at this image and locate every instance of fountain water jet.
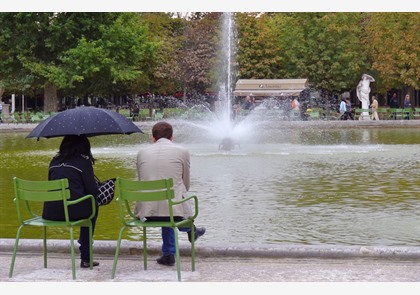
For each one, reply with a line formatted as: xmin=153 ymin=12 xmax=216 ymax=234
xmin=175 ymin=12 xmax=260 ymax=150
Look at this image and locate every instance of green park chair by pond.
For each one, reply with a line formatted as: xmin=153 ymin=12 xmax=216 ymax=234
xmin=387 ymin=108 xmax=404 ymax=120
xmin=354 ymin=108 xmax=371 ymax=120
xmin=308 ymin=111 xmax=320 ymax=120
xmin=376 ymin=108 xmax=388 ymax=120
xmin=414 ymin=108 xmax=420 ymax=120
xmin=9 ymin=177 xmax=96 ymax=280
xmin=111 ymin=177 xmax=199 ymax=282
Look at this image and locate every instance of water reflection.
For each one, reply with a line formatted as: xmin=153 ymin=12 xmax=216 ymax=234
xmin=1 ymin=126 xmax=419 ymax=247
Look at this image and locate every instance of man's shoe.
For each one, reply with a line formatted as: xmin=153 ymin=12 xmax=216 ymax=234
xmin=188 ymin=227 xmax=206 ymax=243
xmin=156 ymin=254 xmax=175 ymax=266
xmin=80 ymin=260 xmax=99 ymax=268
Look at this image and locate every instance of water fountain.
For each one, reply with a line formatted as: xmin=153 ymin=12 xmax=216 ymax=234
xmin=174 ymin=12 xmax=258 ymax=151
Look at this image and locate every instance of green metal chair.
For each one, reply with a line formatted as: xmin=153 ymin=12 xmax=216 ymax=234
xmin=402 ymin=108 xmax=413 ymax=120
xmin=376 ymin=108 xmax=388 ymax=120
xmin=111 ymin=177 xmax=199 ymax=281
xmin=413 ymin=108 xmax=420 ymax=120
xmin=9 ymin=177 xmax=96 ymax=280
xmin=354 ymin=108 xmax=370 ymax=120
xmin=387 ymin=108 xmax=404 ymax=120
xmin=308 ymin=111 xmax=320 ymax=120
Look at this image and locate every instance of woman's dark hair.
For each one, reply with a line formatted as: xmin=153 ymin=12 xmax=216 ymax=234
xmin=55 ymin=135 xmax=95 ymax=164
xmin=152 ymin=121 xmax=173 ymax=140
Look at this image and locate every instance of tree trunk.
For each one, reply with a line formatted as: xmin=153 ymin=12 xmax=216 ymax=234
xmin=44 ymin=83 xmax=59 ymax=112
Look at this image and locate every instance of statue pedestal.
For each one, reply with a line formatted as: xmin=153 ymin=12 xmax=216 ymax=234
xmin=359 ymin=113 xmax=371 ymax=121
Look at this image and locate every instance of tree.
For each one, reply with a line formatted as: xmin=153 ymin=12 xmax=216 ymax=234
xmin=269 ymin=13 xmax=368 ymax=96
xmin=236 ymin=13 xmax=282 ymax=79
xmin=0 ymin=13 xmax=158 ymax=111
xmin=364 ymin=12 xmax=420 ymax=93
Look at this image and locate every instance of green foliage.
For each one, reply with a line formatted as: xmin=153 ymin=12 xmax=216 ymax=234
xmin=0 ymin=12 xmax=418 ymax=106
xmin=236 ymin=13 xmax=283 ymax=79
xmin=364 ymin=13 xmax=420 ymax=91
xmin=267 ymin=12 xmax=367 ymax=94
xmin=0 ymin=12 xmax=158 ymax=97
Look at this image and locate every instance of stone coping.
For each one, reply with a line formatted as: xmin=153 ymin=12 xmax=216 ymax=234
xmin=1 ymin=238 xmax=419 ymax=260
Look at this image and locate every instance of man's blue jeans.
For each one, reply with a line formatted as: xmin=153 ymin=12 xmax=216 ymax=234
xmin=146 ymin=216 xmax=192 ymax=256
xmin=161 ymin=226 xmax=191 ymax=256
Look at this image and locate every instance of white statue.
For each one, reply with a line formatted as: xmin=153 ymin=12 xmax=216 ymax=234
xmin=356 ymin=74 xmax=375 ymax=120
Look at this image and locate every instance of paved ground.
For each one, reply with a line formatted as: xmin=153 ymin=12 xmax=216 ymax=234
xmin=1 ymin=239 xmax=419 ymax=283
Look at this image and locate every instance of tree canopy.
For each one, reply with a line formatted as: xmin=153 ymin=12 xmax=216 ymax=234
xmin=0 ymin=12 xmax=418 ymax=111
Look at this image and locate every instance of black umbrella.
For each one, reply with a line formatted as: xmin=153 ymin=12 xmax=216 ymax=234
xmin=26 ymin=106 xmax=143 ymax=139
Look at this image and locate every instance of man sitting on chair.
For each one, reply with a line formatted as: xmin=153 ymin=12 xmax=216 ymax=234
xmin=135 ymin=121 xmax=206 ymax=266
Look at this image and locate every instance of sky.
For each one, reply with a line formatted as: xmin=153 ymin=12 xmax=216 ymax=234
xmin=1 ymin=0 xmax=419 ymax=12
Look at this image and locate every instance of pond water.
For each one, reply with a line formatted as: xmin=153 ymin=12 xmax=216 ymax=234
xmin=1 ymin=121 xmax=419 ymax=247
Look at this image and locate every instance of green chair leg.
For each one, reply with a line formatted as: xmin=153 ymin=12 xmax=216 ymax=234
xmin=89 ymin=224 xmax=93 ymax=270
xmin=174 ymin=228 xmax=181 ymax=282
xmin=9 ymin=225 xmax=23 ymax=278
xmin=190 ymin=225 xmax=195 ymax=272
xmin=112 ymin=226 xmax=126 ymax=279
xmin=69 ymin=227 xmax=76 ymax=280
xmin=143 ymin=227 xmax=148 ymax=270
xmin=43 ymin=227 xmax=47 ymax=268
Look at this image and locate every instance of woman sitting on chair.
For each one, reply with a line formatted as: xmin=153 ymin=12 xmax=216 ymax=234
xmin=42 ymin=135 xmax=100 ymax=268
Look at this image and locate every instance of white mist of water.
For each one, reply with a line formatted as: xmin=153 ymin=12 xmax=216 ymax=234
xmin=178 ymin=12 xmax=255 ymax=146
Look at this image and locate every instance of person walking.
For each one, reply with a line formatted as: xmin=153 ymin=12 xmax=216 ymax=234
xmin=370 ymin=96 xmax=380 ymax=121
xmin=135 ymin=121 xmax=206 ymax=266
xmin=345 ymin=98 xmax=354 ymax=120
xmin=42 ymin=135 xmax=100 ymax=268
xmin=339 ymin=98 xmax=347 ymax=120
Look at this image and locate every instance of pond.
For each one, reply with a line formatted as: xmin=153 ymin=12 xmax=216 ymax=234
xmin=1 ymin=121 xmax=419 ymax=247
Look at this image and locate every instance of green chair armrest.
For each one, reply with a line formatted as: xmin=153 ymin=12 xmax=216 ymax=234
xmin=67 ymin=194 xmax=96 ymax=219
xmin=172 ymin=195 xmax=199 ymax=220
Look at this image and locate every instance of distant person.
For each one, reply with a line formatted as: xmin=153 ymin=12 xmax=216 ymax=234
xmin=242 ymin=96 xmax=255 ymax=111
xmin=345 ymin=98 xmax=354 ymax=120
xmin=131 ymin=104 xmax=140 ymax=121
xmin=291 ymin=97 xmax=300 ymax=111
xmin=135 ymin=121 xmax=206 ymax=266
xmin=302 ymin=103 xmax=312 ymax=120
xmin=370 ymin=96 xmax=379 ymax=121
xmin=403 ymin=94 xmax=411 ymax=108
xmin=389 ymin=93 xmax=399 ymax=108
xmin=339 ymin=98 xmax=347 ymax=120
xmin=232 ymin=103 xmax=241 ymax=120
xmin=0 ymin=102 xmax=3 ymax=123
xmin=42 ymin=135 xmax=100 ymax=268
xmin=389 ymin=93 xmax=399 ymax=120
xmin=403 ymin=94 xmax=412 ymax=119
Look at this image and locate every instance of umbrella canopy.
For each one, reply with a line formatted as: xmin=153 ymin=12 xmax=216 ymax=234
xmin=27 ymin=106 xmax=143 ymax=139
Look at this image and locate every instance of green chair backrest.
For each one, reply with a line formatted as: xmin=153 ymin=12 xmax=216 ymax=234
xmin=13 ymin=177 xmax=71 ymax=224
xmin=115 ymin=177 xmax=175 ymax=222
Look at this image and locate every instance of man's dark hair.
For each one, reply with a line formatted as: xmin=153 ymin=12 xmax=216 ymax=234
xmin=55 ymin=135 xmax=95 ymax=164
xmin=152 ymin=121 xmax=173 ymax=140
